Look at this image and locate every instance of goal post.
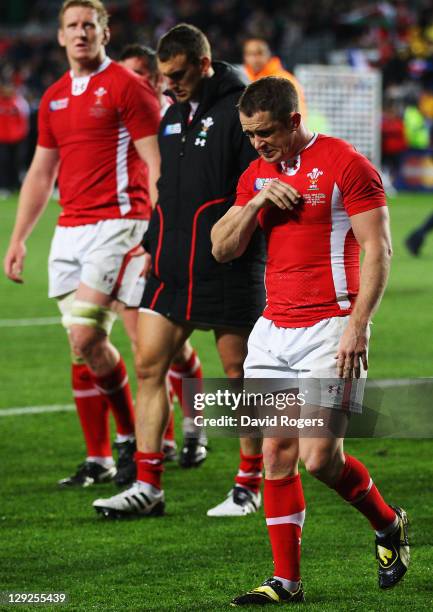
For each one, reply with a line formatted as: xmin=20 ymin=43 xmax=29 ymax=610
xmin=295 ymin=65 xmax=382 ymax=167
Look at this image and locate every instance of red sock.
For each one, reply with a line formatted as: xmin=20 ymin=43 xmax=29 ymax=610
xmin=168 ymin=349 xmax=202 ymax=418
xmin=72 ymin=363 xmax=111 ymax=457
xmin=92 ymin=357 xmax=135 ymax=436
xmin=135 ymin=451 xmax=164 ymax=489
xmin=235 ymin=451 xmax=263 ymax=493
xmin=264 ymin=474 xmax=305 ymax=582
xmin=333 ymin=454 xmax=396 ymax=530
xmin=164 ymin=410 xmax=175 ymax=442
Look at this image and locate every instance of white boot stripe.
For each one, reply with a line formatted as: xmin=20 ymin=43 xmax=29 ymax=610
xmin=237 ymin=470 xmax=263 ymax=478
xmin=351 ymin=478 xmax=373 ymax=504
xmin=266 ymin=510 xmax=306 ymax=527
xmin=94 ymin=374 xmax=129 ymax=396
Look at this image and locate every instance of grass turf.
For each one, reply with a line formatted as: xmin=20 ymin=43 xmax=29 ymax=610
xmin=0 ymin=193 xmax=432 ymax=611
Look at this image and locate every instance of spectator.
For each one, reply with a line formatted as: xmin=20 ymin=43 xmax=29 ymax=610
xmin=0 ymin=80 xmax=30 ymax=194
xmin=403 ymin=101 xmax=430 ymax=149
xmin=242 ymin=37 xmax=307 ymax=119
xmin=381 ymin=99 xmax=407 ymax=179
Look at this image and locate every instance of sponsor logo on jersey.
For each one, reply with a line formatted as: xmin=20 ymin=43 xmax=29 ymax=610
xmin=94 ymin=87 xmax=107 ymax=105
xmin=49 ymin=98 xmax=69 ymax=111
xmin=307 ymin=167 xmax=323 ymax=190
xmin=164 ymin=123 xmax=182 ymax=135
xmin=72 ymin=76 xmax=90 ymax=96
xmin=254 ymin=178 xmax=273 ymax=191
xmin=194 ymin=116 xmax=214 ymax=147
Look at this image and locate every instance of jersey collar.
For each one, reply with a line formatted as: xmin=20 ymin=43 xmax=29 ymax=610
xmin=279 ymin=132 xmax=318 ymax=176
xmin=69 ymin=57 xmax=112 ymax=96
xmin=69 ymin=56 xmax=112 ymax=80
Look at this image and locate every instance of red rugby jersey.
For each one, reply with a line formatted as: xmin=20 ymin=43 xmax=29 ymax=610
xmin=235 ymin=134 xmax=387 ymax=328
xmin=37 ymin=58 xmax=160 ymax=226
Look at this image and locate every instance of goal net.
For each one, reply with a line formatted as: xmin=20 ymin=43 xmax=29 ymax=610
xmin=295 ymin=65 xmax=382 ymax=167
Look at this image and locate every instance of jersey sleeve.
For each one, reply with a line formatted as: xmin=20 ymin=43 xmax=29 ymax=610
xmin=119 ymin=76 xmax=161 ymax=141
xmin=338 ymin=150 xmax=386 ymax=216
xmin=37 ymin=92 xmax=57 ymax=149
xmin=234 ymin=165 xmax=255 ymax=207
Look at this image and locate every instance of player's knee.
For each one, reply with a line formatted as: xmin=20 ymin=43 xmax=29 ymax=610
xmin=61 ymin=299 xmax=115 ymax=359
xmin=69 ymin=324 xmax=103 ymax=359
xmin=134 ymin=350 xmax=167 ymax=385
xmin=302 ymin=450 xmax=341 ymax=483
xmin=263 ymin=438 xmax=298 ymax=478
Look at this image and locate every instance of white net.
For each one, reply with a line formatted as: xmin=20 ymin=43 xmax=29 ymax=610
xmin=295 ymin=65 xmax=382 ymax=167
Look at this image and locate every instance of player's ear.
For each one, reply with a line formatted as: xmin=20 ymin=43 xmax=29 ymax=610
xmin=58 ymin=28 xmax=66 ymax=48
xmin=289 ymin=112 xmax=301 ymax=131
xmin=102 ymin=27 xmax=110 ymax=46
xmin=200 ymin=56 xmax=211 ymax=75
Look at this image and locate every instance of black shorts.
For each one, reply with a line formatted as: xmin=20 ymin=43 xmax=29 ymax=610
xmin=141 ymin=259 xmax=265 ymax=329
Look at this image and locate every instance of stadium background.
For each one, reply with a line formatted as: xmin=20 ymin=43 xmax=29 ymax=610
xmin=0 ymin=1 xmax=432 ymax=610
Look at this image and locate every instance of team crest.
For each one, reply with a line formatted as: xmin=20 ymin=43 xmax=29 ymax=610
xmin=195 ymin=116 xmax=214 ymax=147
xmin=307 ymin=167 xmax=323 ymax=190
xmin=94 ymin=87 xmax=107 ymax=105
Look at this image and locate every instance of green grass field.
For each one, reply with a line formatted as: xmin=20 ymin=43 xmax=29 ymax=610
xmin=0 ymin=193 xmax=432 ymax=611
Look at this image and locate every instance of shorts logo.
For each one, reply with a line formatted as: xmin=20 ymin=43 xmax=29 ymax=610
xmin=307 ymin=167 xmax=323 ymax=190
xmin=194 ymin=116 xmax=214 ymax=147
xmin=254 ymin=178 xmax=273 ymax=191
xmin=94 ymin=87 xmax=107 ymax=105
xmin=164 ymin=123 xmax=181 ymax=135
xmin=49 ymin=98 xmax=69 ymax=111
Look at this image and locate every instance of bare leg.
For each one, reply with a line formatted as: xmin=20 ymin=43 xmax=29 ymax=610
xmin=214 ymin=327 xmax=263 ymax=457
xmin=134 ymin=313 xmax=192 ymax=452
xmin=69 ymin=283 xmax=119 ymax=376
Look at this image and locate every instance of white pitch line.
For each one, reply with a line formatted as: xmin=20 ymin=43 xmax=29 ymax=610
xmin=0 ymin=316 xmax=61 ymax=328
xmin=367 ymin=378 xmax=432 ymax=388
xmin=0 ymin=404 xmax=74 ymax=416
xmin=0 ymin=379 xmax=431 ymax=418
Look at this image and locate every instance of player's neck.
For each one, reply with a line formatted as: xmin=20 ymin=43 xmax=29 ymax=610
xmin=190 ymin=66 xmax=215 ymax=103
xmin=69 ymin=50 xmax=107 ymax=77
xmin=287 ymin=126 xmax=315 ymax=160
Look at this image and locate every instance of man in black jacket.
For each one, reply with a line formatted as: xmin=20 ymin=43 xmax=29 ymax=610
xmin=93 ymin=24 xmax=265 ymax=519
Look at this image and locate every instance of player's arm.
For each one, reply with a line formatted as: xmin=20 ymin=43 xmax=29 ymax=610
xmin=336 ymin=206 xmax=392 ymax=378
xmin=134 ymin=135 xmax=160 ymax=208
xmin=4 ymin=145 xmax=59 ymax=283
xmin=211 ymin=179 xmax=300 ymax=263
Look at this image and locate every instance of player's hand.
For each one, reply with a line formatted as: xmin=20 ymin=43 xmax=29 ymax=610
xmin=3 ymin=241 xmax=26 ymax=284
xmin=251 ymin=179 xmax=301 ymax=211
xmin=335 ymin=322 xmax=369 ymax=379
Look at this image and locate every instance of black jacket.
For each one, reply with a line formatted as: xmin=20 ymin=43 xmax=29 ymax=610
xmin=141 ymin=61 xmax=265 ymax=327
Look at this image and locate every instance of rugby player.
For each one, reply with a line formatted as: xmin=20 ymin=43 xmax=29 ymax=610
xmin=92 ymin=24 xmax=266 ymax=519
xmin=211 ymin=77 xmax=409 ymax=603
xmin=119 ymin=43 xmax=206 ymax=470
xmin=3 ymin=0 xmax=160 ymax=488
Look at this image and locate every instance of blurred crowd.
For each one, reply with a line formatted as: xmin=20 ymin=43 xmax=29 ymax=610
xmin=1 ymin=0 xmax=433 ymax=189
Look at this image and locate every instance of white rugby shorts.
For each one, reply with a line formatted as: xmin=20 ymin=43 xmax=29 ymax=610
xmin=48 ymin=219 xmax=148 ymax=307
xmin=244 ymin=315 xmax=369 ymax=412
